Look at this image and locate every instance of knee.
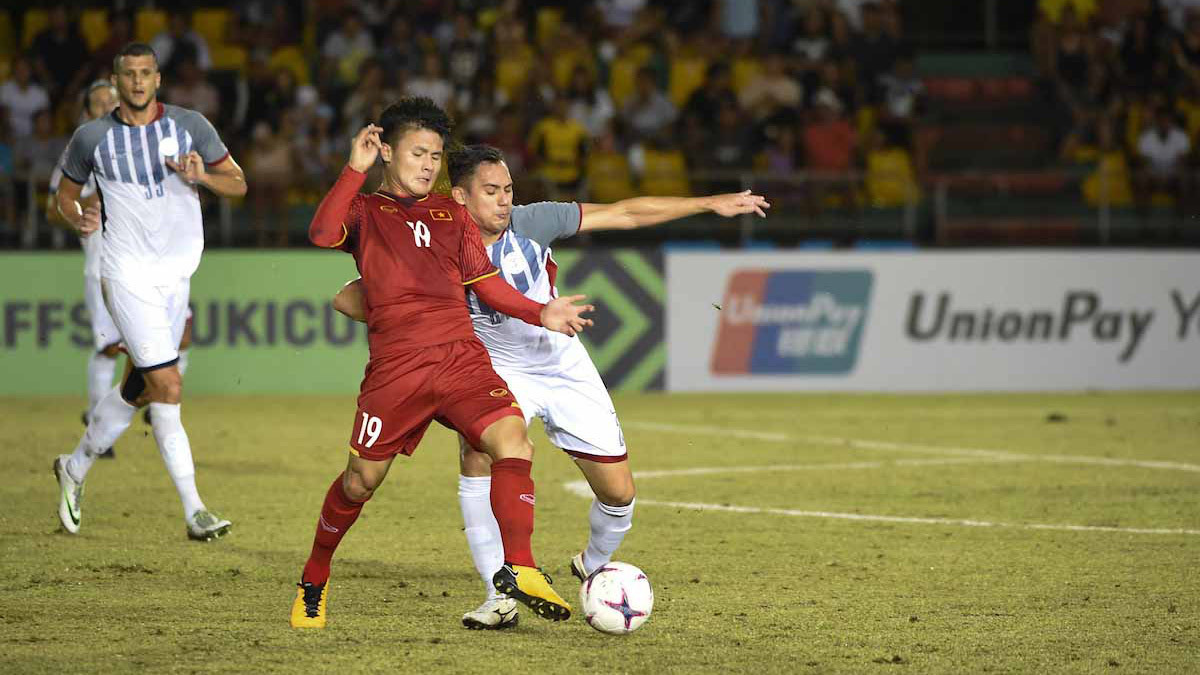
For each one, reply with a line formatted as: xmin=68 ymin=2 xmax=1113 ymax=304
xmin=460 ymin=443 xmax=493 ymax=477
xmin=100 ymin=344 xmax=121 ymax=358
xmin=342 ymin=470 xmax=378 ymax=502
xmin=156 ymin=378 xmax=183 ymax=403
xmin=597 ymin=482 xmax=636 ymax=507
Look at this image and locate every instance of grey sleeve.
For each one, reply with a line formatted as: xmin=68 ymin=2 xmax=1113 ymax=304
xmin=180 ymin=109 xmax=230 ymax=165
xmin=60 ymin=123 xmax=102 ymax=186
xmin=509 ymin=202 xmax=582 ymax=246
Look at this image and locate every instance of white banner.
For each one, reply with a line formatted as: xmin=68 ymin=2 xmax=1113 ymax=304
xmin=666 ymin=251 xmax=1200 ymax=391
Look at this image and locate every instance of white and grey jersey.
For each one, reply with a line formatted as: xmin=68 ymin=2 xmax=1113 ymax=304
xmin=466 ymin=201 xmax=582 ymax=371
xmin=61 ymin=103 xmax=229 ymax=290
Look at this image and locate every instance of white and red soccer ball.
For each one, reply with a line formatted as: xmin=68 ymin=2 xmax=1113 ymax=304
xmin=579 ymin=562 xmax=653 ymax=635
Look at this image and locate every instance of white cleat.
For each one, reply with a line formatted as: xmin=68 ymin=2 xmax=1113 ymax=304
xmin=462 ymin=597 xmax=519 ymax=630
xmin=53 ymin=455 xmax=84 ymax=534
xmin=187 ymin=509 xmax=232 ymax=541
xmin=569 ymin=552 xmax=590 ymax=582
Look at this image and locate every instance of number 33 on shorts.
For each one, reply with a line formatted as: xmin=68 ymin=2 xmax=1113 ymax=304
xmin=356 ymin=412 xmax=383 ymax=448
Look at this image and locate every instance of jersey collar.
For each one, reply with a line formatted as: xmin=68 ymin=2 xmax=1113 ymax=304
xmin=111 ymin=102 xmax=165 ymax=126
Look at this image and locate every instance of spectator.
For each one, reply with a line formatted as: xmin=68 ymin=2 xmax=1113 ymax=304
xmin=682 ymin=62 xmax=738 ymax=127
xmin=378 ymin=16 xmax=424 ymax=88
xmin=30 ymin=5 xmax=92 ymax=106
xmin=1119 ymin=15 xmax=1160 ymax=94
xmin=1163 ymin=0 xmax=1200 ymax=32
xmin=406 ymin=53 xmax=454 ymax=111
xmin=1172 ymin=12 xmax=1200 ymax=88
xmin=0 ymin=58 xmax=50 ymax=139
xmin=792 ymin=8 xmax=832 ymax=77
xmin=151 ymin=9 xmax=213 ymax=75
xmin=738 ymin=54 xmax=803 ymax=121
xmin=864 ymin=129 xmax=918 ymax=208
xmin=565 ymin=65 xmax=616 ymax=138
xmin=343 ymin=61 xmax=398 ymax=138
xmin=622 ymin=66 xmax=677 ymax=140
xmin=0 ymin=115 xmax=15 ymax=242
xmin=528 ymin=95 xmax=590 ymax=199
xmin=803 ymin=88 xmax=858 ymax=210
xmin=458 ymin=70 xmax=505 ymax=142
xmin=1135 ymin=107 xmax=1191 ymax=216
xmin=90 ymin=12 xmax=132 ymax=81
xmin=878 ymin=52 xmax=926 ymax=147
xmin=585 ymin=122 xmax=637 ymax=202
xmin=698 ymin=100 xmax=757 ymax=193
xmin=12 ymin=109 xmax=67 ymax=233
xmin=164 ymin=58 xmax=221 ymax=121
xmin=487 ymin=104 xmax=533 ymax=183
xmin=246 ymin=118 xmax=296 ymax=247
xmin=321 ymin=13 xmax=376 ymax=89
xmin=445 ymin=13 xmax=485 ymax=93
xmin=716 ymin=0 xmax=761 ymax=41
xmin=1078 ymin=121 xmax=1134 ymax=208
xmin=850 ymin=2 xmax=900 ymax=102
xmin=638 ymin=132 xmax=691 ymax=196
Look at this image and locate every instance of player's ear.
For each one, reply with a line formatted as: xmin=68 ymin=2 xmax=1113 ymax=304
xmin=379 ymin=141 xmax=392 ymax=164
xmin=451 ymin=185 xmax=467 ymax=205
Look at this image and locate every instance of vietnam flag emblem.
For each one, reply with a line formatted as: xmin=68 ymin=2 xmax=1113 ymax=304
xmin=428 ymin=208 xmax=453 ymax=221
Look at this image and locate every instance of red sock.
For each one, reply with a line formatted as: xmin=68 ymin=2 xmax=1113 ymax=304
xmin=301 ymin=473 xmax=366 ymax=585
xmin=490 ymin=457 xmax=536 ymax=567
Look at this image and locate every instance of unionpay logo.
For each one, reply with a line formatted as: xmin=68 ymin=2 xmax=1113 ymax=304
xmin=711 ymin=270 xmax=873 ymax=375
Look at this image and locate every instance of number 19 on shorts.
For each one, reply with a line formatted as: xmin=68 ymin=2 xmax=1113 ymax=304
xmin=356 ymin=412 xmax=383 ymax=448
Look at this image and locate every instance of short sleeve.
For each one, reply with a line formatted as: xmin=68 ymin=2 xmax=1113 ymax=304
xmin=182 ymin=110 xmax=230 ymax=166
xmin=61 ymin=125 xmax=96 ymax=186
xmin=459 ymin=208 xmax=499 ymax=284
xmin=509 ymin=202 xmax=582 ymax=247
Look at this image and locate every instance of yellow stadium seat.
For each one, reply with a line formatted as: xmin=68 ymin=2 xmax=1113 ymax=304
xmin=21 ymin=8 xmax=49 ymax=48
xmin=80 ymin=9 xmax=109 ymax=51
xmin=211 ymin=44 xmax=247 ymax=72
xmin=669 ymin=55 xmax=707 ymax=107
xmin=536 ymin=6 xmax=563 ymax=48
xmin=135 ymin=9 xmax=168 ymax=43
xmin=586 ymin=151 xmax=636 ymax=203
xmin=731 ymin=57 xmax=762 ymax=93
xmin=640 ymin=148 xmax=690 ymax=197
xmin=268 ymin=46 xmax=310 ymax=85
xmin=192 ymin=9 xmax=230 ymax=47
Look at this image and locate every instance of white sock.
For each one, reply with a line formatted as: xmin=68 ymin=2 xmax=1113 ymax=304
xmin=66 ymin=387 xmax=136 ymax=483
xmin=583 ymin=498 xmax=635 ymax=573
xmin=86 ymin=352 xmax=118 ymax=416
xmin=149 ymin=402 xmax=205 ymax=520
xmin=177 ymin=349 xmax=190 ymax=376
xmin=458 ymin=474 xmax=505 ymax=600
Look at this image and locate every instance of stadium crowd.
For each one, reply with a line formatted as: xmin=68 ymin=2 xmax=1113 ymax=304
xmin=0 ymin=0 xmax=921 ymax=247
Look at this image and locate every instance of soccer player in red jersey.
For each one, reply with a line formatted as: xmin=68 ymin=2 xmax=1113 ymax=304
xmin=291 ymin=97 xmax=593 ymax=628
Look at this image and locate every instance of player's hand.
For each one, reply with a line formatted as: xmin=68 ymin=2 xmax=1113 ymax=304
xmin=709 ymin=190 xmax=770 ymax=218
xmin=166 ymin=151 xmax=207 ymax=185
xmin=349 ymin=124 xmax=383 ymax=173
xmin=541 ymin=294 xmax=594 ymax=337
xmin=76 ymin=202 xmax=101 ymax=237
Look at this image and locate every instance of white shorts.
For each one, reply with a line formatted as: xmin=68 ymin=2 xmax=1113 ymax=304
xmin=496 ymin=352 xmax=627 ymax=462
xmin=84 ymin=275 xmax=121 ymax=352
xmin=102 ymin=276 xmax=191 ymax=370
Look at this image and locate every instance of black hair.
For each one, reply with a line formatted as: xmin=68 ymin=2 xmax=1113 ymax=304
xmin=377 ymin=96 xmax=453 ymax=149
xmin=113 ymin=42 xmax=158 ymax=73
xmin=448 ymin=144 xmax=506 ymax=187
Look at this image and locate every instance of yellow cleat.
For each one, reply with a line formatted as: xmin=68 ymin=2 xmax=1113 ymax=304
xmin=290 ymin=581 xmax=328 ymax=628
xmin=492 ymin=563 xmax=571 ymax=621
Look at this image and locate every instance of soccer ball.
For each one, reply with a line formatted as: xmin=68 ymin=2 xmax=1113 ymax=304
xmin=579 ymin=562 xmax=653 ymax=635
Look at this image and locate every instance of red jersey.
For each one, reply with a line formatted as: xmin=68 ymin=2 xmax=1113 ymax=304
xmin=310 ymin=167 xmax=501 ymax=358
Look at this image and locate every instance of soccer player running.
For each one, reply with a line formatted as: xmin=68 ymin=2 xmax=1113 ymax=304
xmin=52 ymin=43 xmax=246 ymax=541
xmin=48 ymin=80 xmax=121 ymax=458
xmin=333 ymin=144 xmax=769 ymax=629
xmin=291 ymin=98 xmax=594 ymax=629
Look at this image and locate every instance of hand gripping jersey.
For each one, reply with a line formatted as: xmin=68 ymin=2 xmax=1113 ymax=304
xmin=466 ymin=202 xmax=582 ymax=371
xmin=59 ymin=103 xmax=229 ymax=288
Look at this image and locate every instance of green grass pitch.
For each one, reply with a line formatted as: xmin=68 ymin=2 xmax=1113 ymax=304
xmin=2 ymin=392 xmax=1198 ymax=673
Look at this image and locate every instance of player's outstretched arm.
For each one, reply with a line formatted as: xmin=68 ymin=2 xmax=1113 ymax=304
xmin=309 ymin=124 xmax=381 ymax=248
xmin=472 ymin=276 xmax=594 ymax=337
xmin=578 ymin=190 xmax=770 ymax=232
xmin=54 ymin=177 xmax=100 ymax=237
xmin=333 ymin=278 xmax=367 ymax=322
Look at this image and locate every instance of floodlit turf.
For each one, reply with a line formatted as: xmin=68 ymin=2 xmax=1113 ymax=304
xmin=2 ymin=392 xmax=1198 ymax=673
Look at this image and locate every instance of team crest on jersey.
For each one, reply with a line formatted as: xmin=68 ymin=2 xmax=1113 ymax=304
xmin=489 ymin=388 xmax=509 ymax=398
xmin=428 ymin=208 xmax=453 ymax=221
xmin=380 ymin=205 xmax=398 ymax=213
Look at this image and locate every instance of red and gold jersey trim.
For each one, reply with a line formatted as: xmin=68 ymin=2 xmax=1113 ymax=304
xmin=462 ymin=269 xmax=500 ymax=286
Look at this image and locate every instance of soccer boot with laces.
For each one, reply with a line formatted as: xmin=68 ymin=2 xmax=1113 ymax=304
xmin=53 ymin=455 xmax=84 ymax=534
xmin=186 ymin=509 xmax=232 ymax=541
xmin=291 ymin=580 xmax=328 ymax=628
xmin=462 ymin=597 xmax=519 ymax=630
xmin=492 ymin=563 xmax=571 ymax=621
xmin=569 ymin=552 xmax=590 ymax=582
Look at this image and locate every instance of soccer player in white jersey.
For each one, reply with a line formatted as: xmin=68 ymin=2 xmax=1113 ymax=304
xmin=48 ymin=80 xmax=121 ymax=457
xmin=52 ymin=43 xmax=247 ymax=541
xmin=334 ymin=144 xmax=768 ymax=628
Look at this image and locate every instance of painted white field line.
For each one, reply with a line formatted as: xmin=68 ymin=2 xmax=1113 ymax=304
xmin=561 ymin=462 xmax=1200 ymax=537
xmin=623 ymin=421 xmax=1200 ymax=473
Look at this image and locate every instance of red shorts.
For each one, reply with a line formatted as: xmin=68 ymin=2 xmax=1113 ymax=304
xmin=349 ymin=339 xmax=523 ymax=461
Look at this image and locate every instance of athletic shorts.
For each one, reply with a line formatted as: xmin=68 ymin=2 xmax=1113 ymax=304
xmin=84 ymin=275 xmax=120 ymax=352
xmin=494 ymin=345 xmax=627 ymax=463
xmin=102 ymin=276 xmax=190 ymax=370
xmin=350 ymin=339 xmax=523 ymax=461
